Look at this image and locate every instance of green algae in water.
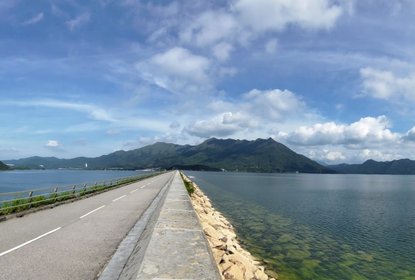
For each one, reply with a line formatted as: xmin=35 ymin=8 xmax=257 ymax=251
xmin=190 ymin=174 xmax=415 ymax=280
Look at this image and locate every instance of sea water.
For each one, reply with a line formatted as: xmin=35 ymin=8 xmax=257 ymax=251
xmin=185 ymin=171 xmax=415 ymax=280
xmin=0 ymin=169 xmax=150 ymax=193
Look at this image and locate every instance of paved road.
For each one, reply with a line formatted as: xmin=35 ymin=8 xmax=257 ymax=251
xmin=0 ymin=172 xmax=174 ymax=280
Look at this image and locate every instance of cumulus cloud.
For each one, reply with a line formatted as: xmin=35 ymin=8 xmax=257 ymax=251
xmin=360 ymin=67 xmax=415 ymax=102
xmin=184 ymin=88 xmax=313 ymax=139
xmin=66 ymin=13 xmax=90 ymax=31
xmin=22 ymin=12 xmax=44 ymax=25
xmin=299 ymin=145 xmax=403 ymax=164
xmin=137 ymin=47 xmax=211 ymax=95
xmin=185 ymin=112 xmax=257 ymax=138
xmin=279 ymin=116 xmax=400 ymax=146
xmin=46 ymin=140 xmax=59 ymax=147
xmin=176 ymin=0 xmax=348 ymax=62
xmin=243 ymin=89 xmax=308 ymax=120
xmin=405 ymin=127 xmax=415 ymax=141
xmin=303 ymin=149 xmax=346 ymax=162
xmin=233 ymin=0 xmax=343 ymax=32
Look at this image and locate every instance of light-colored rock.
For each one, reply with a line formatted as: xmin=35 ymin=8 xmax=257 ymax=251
xmin=181 ymin=172 xmax=277 ymax=280
xmin=220 ymin=260 xmax=233 ymax=272
xmin=244 ymin=268 xmax=255 ymax=280
xmin=223 ymin=264 xmax=245 ymax=280
xmin=254 ymin=269 xmax=269 ymax=280
xmin=212 ymin=248 xmax=225 ymax=263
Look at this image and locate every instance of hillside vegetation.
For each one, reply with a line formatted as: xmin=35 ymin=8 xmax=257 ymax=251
xmin=5 ymin=138 xmax=333 ymax=173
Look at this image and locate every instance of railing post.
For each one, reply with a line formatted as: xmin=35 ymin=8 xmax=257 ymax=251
xmin=28 ymin=191 xmax=33 ymax=209
xmin=54 ymin=187 xmax=58 ymax=202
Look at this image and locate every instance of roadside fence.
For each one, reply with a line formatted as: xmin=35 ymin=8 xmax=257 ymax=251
xmin=0 ymin=172 xmax=161 ymax=216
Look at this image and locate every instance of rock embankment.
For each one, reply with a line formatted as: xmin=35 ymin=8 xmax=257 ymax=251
xmin=181 ymin=173 xmax=277 ymax=280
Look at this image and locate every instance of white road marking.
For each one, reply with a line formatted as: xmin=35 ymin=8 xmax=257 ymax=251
xmin=0 ymin=227 xmax=61 ymax=257
xmin=130 ymin=189 xmax=138 ymax=193
xmin=80 ymin=205 xmax=106 ymax=219
xmin=112 ymin=195 xmax=127 ymax=202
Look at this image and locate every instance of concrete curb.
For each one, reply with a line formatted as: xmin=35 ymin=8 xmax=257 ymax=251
xmin=98 ymin=172 xmax=175 ymax=280
xmin=133 ymin=171 xmax=221 ymax=280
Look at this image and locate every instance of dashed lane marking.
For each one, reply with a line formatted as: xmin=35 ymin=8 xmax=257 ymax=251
xmin=112 ymin=195 xmax=127 ymax=202
xmin=0 ymin=227 xmax=62 ymax=257
xmin=80 ymin=205 xmax=106 ymax=219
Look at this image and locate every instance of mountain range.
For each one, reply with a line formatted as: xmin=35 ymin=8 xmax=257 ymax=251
xmin=4 ymin=138 xmax=415 ymax=174
xmin=329 ymin=159 xmax=415 ymax=175
xmin=4 ymin=138 xmax=332 ymax=173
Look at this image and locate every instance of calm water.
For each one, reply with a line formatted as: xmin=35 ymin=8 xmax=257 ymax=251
xmin=0 ymin=170 xmax=151 ymax=193
xmin=185 ymin=171 xmax=415 ymax=280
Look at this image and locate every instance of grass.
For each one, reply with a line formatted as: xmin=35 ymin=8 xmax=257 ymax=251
xmin=180 ymin=172 xmax=195 ymax=195
xmin=0 ymin=173 xmax=161 ymax=216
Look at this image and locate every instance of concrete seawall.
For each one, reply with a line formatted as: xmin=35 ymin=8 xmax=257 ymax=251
xmin=100 ymin=171 xmax=221 ymax=280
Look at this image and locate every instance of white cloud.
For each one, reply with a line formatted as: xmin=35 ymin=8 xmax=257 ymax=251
xmin=213 ymin=42 xmax=233 ymax=61
xmin=233 ymin=0 xmax=343 ymax=32
xmin=184 ymin=88 xmax=313 ymax=139
xmin=137 ymin=47 xmax=211 ymax=95
xmin=46 ymin=140 xmax=59 ymax=147
xmin=325 ymin=150 xmax=346 ymax=161
xmin=360 ymin=67 xmax=415 ymax=102
xmin=405 ymin=127 xmax=415 ymax=141
xmin=185 ymin=112 xmax=256 ymax=138
xmin=278 ymin=116 xmax=400 ymax=146
xmin=175 ymin=0 xmax=348 ymax=63
xmin=5 ymin=99 xmax=170 ymax=133
xmin=303 ymin=149 xmax=346 ymax=162
xmin=179 ymin=11 xmax=238 ymax=47
xmin=22 ymin=12 xmax=44 ymax=25
xmin=299 ymin=145 xmax=403 ymax=164
xmin=243 ymin=89 xmax=308 ymax=120
xmin=66 ymin=13 xmax=90 ymax=31
xmin=16 ymin=100 xmax=115 ymax=122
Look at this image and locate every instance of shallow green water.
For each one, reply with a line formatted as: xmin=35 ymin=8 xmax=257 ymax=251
xmin=185 ymin=171 xmax=415 ymax=280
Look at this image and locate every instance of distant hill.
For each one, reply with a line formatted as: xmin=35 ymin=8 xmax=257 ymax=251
xmin=0 ymin=161 xmax=10 ymax=170
xmin=329 ymin=159 xmax=415 ymax=175
xmin=4 ymin=138 xmax=333 ymax=173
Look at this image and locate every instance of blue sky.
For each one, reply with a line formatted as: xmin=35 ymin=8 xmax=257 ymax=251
xmin=1 ymin=0 xmax=415 ymax=163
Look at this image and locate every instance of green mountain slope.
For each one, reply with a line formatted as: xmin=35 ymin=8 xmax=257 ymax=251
xmin=329 ymin=159 xmax=415 ymax=174
xmin=0 ymin=161 xmax=10 ymax=170
xmin=4 ymin=138 xmax=333 ymax=173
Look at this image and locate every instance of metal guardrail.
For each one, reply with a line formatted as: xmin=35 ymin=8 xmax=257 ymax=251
xmin=0 ymin=172 xmax=161 ymax=216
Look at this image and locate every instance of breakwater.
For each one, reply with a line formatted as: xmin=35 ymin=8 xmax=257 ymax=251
xmin=181 ymin=173 xmax=278 ymax=280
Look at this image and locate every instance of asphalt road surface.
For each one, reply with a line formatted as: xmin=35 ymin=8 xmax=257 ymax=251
xmin=0 ymin=171 xmax=174 ymax=280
